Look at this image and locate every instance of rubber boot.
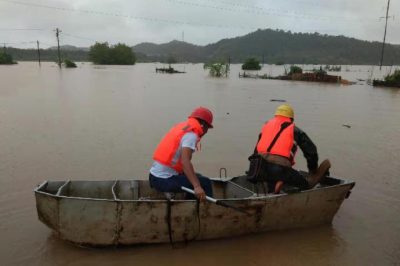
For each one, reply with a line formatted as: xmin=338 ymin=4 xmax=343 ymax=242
xmin=307 ymin=159 xmax=331 ymax=188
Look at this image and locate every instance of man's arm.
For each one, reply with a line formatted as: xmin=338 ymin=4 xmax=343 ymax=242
xmin=181 ymin=147 xmax=206 ymax=201
xmin=294 ymin=126 xmax=318 ymax=172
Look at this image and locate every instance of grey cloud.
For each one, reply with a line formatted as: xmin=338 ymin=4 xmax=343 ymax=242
xmin=0 ymin=0 xmax=399 ymax=49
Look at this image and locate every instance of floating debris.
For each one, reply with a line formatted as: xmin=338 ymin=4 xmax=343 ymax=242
xmin=270 ymin=99 xmax=286 ymax=102
xmin=323 ymin=65 xmax=342 ymax=72
xmin=342 ymin=124 xmax=351 ymax=128
xmin=238 ymin=72 xmax=268 ymax=79
xmin=156 ymin=67 xmax=185 ymax=74
xmin=240 ymin=66 xmax=351 ymax=85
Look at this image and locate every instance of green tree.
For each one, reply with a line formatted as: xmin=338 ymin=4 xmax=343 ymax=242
xmin=109 ymin=43 xmax=136 ymax=65
xmin=288 ymin=65 xmax=303 ymax=75
xmin=0 ymin=51 xmax=16 ymax=64
xmin=384 ymin=69 xmax=400 ymax=83
xmin=89 ymin=42 xmax=110 ymax=64
xmin=63 ymin=59 xmax=77 ymax=68
xmin=89 ymin=42 xmax=136 ymax=65
xmin=242 ymin=57 xmax=261 ymax=70
xmin=204 ymin=62 xmax=229 ymax=77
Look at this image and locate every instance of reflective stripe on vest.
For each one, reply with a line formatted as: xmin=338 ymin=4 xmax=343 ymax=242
xmin=256 ymin=116 xmax=295 ymax=164
xmin=153 ymin=118 xmax=203 ymax=173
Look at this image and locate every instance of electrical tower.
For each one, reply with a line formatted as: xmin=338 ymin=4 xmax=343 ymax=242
xmin=379 ymin=0 xmax=392 ymax=70
xmin=55 ymin=28 xmax=62 ymax=68
xmin=37 ymin=40 xmax=41 ymax=66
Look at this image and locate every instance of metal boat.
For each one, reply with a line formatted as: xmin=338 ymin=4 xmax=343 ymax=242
xmin=34 ymin=174 xmax=355 ymax=246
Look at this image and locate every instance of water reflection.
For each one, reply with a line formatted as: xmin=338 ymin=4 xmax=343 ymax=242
xmin=34 ymin=225 xmax=349 ymax=266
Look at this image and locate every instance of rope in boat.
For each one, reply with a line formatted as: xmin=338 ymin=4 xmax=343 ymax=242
xmin=166 ymin=198 xmax=201 ymax=248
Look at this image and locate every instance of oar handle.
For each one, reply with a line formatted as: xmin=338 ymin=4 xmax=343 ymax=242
xmin=180 ymin=186 xmax=217 ymax=203
xmin=181 ymin=186 xmax=250 ymax=215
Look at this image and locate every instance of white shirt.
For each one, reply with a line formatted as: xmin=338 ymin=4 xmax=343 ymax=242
xmin=150 ymin=132 xmax=198 ymax=178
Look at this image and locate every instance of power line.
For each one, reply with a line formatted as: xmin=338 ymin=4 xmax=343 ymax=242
xmin=1 ymin=41 xmax=36 ymax=45
xmin=39 ymin=41 xmax=56 ymax=47
xmin=165 ymin=0 xmax=327 ymax=21
xmin=62 ymin=33 xmax=97 ymax=42
xmin=166 ymin=0 xmax=377 ymax=22
xmin=0 ymin=0 xmax=253 ymax=30
xmin=0 ymin=28 xmax=47 ymax=31
xmin=0 ymin=40 xmax=57 ymax=48
xmin=0 ymin=0 xmax=378 ymax=31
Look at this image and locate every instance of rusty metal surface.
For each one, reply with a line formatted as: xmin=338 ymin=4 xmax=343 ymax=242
xmin=34 ymin=178 xmax=355 ymax=246
xmin=58 ymin=198 xmax=118 ymax=245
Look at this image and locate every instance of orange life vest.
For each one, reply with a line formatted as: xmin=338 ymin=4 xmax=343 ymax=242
xmin=153 ymin=118 xmax=203 ymax=173
xmin=256 ymin=116 xmax=296 ymax=164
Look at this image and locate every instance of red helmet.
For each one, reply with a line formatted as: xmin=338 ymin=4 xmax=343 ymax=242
xmin=189 ymin=107 xmax=214 ymax=128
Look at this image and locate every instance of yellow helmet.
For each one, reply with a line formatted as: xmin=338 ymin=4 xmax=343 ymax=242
xmin=275 ymin=104 xmax=294 ymax=118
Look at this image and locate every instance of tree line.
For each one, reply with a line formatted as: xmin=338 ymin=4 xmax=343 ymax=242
xmin=3 ymin=43 xmax=136 ymax=65
xmin=4 ymin=28 xmax=400 ymax=65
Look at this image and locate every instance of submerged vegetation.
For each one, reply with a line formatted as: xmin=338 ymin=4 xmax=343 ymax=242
xmin=204 ymin=62 xmax=229 ymax=77
xmin=324 ymin=65 xmax=341 ymax=71
xmin=384 ymin=69 xmax=400 ymax=83
xmin=288 ymin=65 xmax=303 ymax=75
xmin=0 ymin=51 xmax=16 ymax=64
xmin=63 ymin=59 xmax=77 ymax=68
xmin=89 ymin=42 xmax=136 ymax=65
xmin=242 ymin=58 xmax=261 ymax=70
xmin=373 ymin=69 xmax=400 ymax=88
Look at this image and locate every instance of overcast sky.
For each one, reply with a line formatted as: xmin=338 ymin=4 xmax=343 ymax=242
xmin=1 ymin=0 xmax=399 ymax=48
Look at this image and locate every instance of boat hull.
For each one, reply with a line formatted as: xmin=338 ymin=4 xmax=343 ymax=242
xmin=34 ymin=176 xmax=354 ymax=246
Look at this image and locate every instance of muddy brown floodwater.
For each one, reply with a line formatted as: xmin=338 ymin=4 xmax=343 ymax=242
xmin=0 ymin=62 xmax=399 ymax=265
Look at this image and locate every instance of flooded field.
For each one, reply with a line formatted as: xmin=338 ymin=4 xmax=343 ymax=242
xmin=0 ymin=62 xmax=399 ymax=265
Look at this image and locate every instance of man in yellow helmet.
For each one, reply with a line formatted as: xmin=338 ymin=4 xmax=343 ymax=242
xmin=250 ymin=104 xmax=330 ymax=193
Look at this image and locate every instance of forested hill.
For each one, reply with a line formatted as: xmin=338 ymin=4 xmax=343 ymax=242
xmin=134 ymin=29 xmax=400 ymax=65
xmin=6 ymin=29 xmax=400 ymax=64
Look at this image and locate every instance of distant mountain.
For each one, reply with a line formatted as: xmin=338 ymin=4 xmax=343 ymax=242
xmin=133 ymin=40 xmax=204 ymax=62
xmin=6 ymin=28 xmax=400 ymax=64
xmin=48 ymin=45 xmax=89 ymax=52
xmin=133 ymin=29 xmax=400 ymax=65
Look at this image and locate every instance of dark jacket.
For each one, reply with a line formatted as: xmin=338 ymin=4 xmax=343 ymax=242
xmin=293 ymin=126 xmax=318 ymax=172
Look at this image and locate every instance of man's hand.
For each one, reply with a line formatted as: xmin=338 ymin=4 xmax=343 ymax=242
xmin=194 ymin=186 xmax=206 ymax=202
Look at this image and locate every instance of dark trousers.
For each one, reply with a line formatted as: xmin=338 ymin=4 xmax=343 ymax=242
xmin=149 ymin=173 xmax=213 ymax=197
xmin=264 ymin=163 xmax=309 ymax=192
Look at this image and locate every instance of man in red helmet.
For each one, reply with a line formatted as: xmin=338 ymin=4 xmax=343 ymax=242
xmin=149 ymin=107 xmax=214 ymax=201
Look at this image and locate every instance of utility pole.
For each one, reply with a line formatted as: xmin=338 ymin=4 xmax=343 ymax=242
xmin=262 ymin=54 xmax=265 ymax=67
xmin=36 ymin=40 xmax=41 ymax=67
xmin=379 ymin=0 xmax=391 ymax=70
xmin=55 ymin=28 xmax=62 ymax=68
xmin=182 ymin=31 xmax=184 ymax=42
